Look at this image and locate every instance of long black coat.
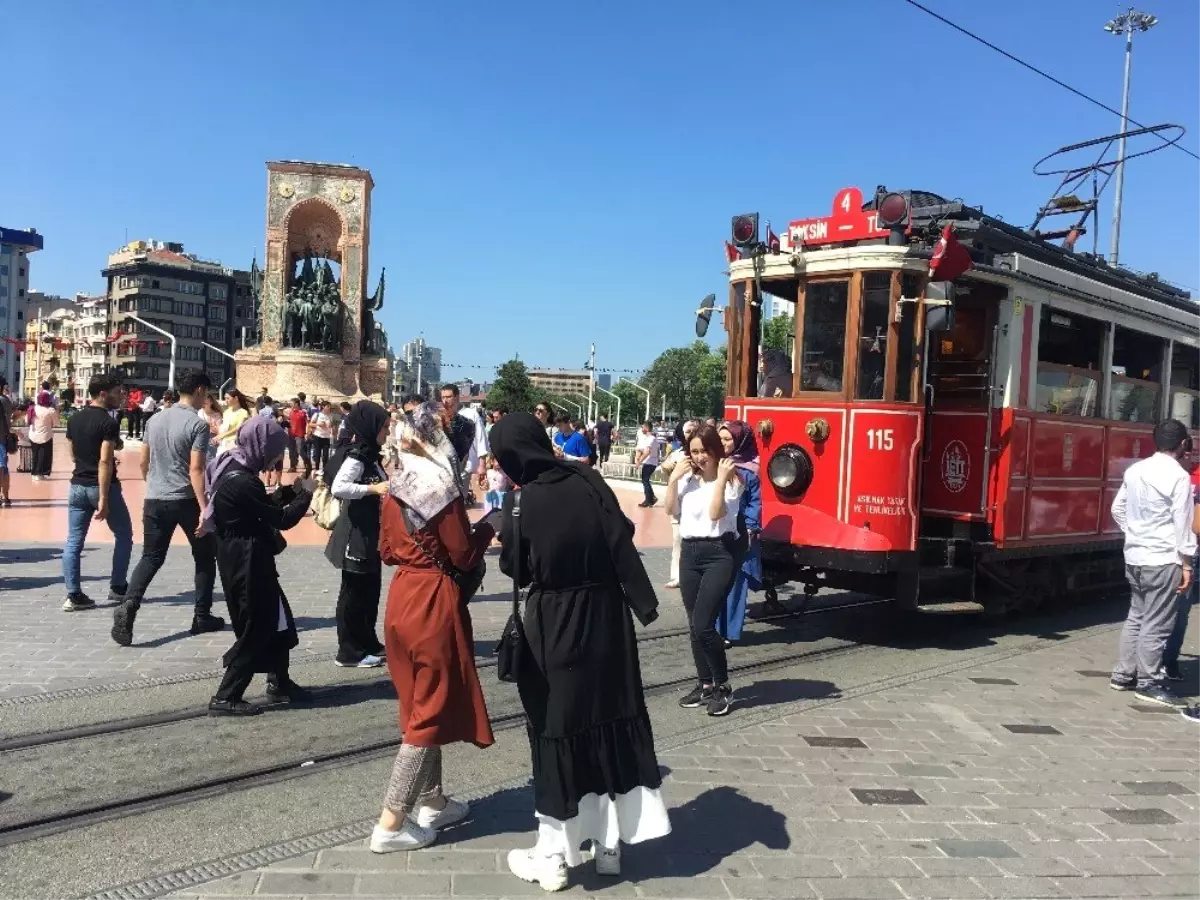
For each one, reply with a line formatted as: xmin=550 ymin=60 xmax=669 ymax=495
xmin=212 ymin=468 xmax=312 ymax=671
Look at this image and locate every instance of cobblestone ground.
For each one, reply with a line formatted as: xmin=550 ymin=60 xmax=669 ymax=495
xmin=0 ymin=543 xmax=677 ymax=698
xmin=163 ymin=624 xmax=1199 ymax=900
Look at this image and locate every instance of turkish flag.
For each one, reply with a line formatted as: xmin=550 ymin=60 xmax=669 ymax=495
xmin=724 ymin=241 xmax=739 ymax=264
xmin=929 ymin=224 xmax=973 ymax=283
xmin=766 ymin=226 xmax=780 ymax=255
xmin=105 ymin=329 xmax=125 ymax=344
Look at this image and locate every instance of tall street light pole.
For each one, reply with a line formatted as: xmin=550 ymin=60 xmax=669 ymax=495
xmin=594 ymin=383 xmax=621 ymax=431
xmin=127 ymin=314 xmax=178 ymax=390
xmin=620 ymin=376 xmax=651 ymax=423
xmin=1104 ymin=8 xmax=1158 ymax=268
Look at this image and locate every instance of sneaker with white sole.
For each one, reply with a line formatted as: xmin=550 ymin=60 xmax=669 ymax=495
xmin=368 ymin=820 xmax=436 ymax=853
xmin=507 ymin=848 xmax=568 ymax=892
xmin=416 ymin=797 xmax=469 ymax=830
xmin=593 ymin=843 xmax=621 ymax=876
xmin=336 ymin=654 xmax=383 ymax=668
xmin=62 ymin=593 xmax=97 ymax=612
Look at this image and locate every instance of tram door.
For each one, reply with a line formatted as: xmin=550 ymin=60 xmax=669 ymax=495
xmin=919 ymin=287 xmax=999 ymax=523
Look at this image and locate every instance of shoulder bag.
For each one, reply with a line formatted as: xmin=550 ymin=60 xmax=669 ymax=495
xmin=399 ymin=501 xmax=487 ymax=602
xmin=495 ymin=492 xmax=528 ymax=683
xmin=311 ymin=479 xmax=341 ymax=530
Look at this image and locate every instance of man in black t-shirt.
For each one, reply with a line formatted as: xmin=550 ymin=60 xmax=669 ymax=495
xmin=594 ymin=414 xmax=614 ymax=466
xmin=62 ymin=373 xmax=134 ymax=612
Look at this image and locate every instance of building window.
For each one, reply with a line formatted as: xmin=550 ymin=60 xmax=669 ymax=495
xmin=17 ymin=289 xmax=23 ymax=297
xmin=1170 ymin=344 xmax=1199 ymax=429
xmin=208 ymin=326 xmax=226 ymax=343
xmin=800 ymin=280 xmax=849 ymax=393
xmin=0 ymin=265 xmax=7 ymax=275
xmin=18 ymin=267 xmax=25 ymax=277
xmin=210 ymin=284 xmax=227 ymax=300
xmin=208 ymin=305 xmax=226 ymax=321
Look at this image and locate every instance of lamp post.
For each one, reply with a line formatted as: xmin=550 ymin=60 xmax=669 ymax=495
xmin=549 ymin=397 xmax=582 ymax=418
xmin=594 ymin=383 xmax=621 ymax=431
xmin=619 ymin=376 xmax=651 ymax=423
xmin=1104 ymin=8 xmax=1158 ymax=267
xmin=126 ymin=314 xmax=177 ymax=390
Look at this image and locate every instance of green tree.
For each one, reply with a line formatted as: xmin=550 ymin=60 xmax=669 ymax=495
xmin=762 ymin=313 xmax=794 ymax=353
xmin=487 ymin=359 xmax=540 ymax=413
xmin=691 ymin=345 xmax=727 ymax=419
xmin=644 ymin=340 xmax=724 ymax=420
xmin=605 ymin=380 xmax=647 ymax=428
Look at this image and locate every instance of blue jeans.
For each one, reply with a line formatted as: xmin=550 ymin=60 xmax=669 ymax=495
xmin=1163 ymin=557 xmax=1198 ymax=672
xmin=63 ymin=482 xmax=134 ymax=596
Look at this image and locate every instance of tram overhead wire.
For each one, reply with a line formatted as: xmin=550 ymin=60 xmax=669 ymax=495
xmin=901 ymin=0 xmax=1199 ymax=162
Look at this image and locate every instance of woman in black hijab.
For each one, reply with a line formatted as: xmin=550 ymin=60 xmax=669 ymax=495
xmin=759 ymin=348 xmax=793 ymax=398
xmin=324 ymin=400 xmax=391 ymax=668
xmin=490 ymin=413 xmax=671 ymax=891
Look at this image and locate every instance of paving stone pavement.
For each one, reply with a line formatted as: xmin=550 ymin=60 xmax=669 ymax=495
xmin=0 ymin=543 xmax=679 ymax=699
xmin=159 ymin=621 xmax=1199 ymax=900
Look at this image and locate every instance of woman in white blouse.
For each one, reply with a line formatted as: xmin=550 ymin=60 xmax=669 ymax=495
xmin=664 ymin=424 xmax=742 ymax=717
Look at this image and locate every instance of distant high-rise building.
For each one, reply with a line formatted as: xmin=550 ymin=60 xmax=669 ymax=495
xmin=0 ymin=226 xmax=43 ymax=391
xmin=597 ymin=373 xmax=612 ymax=390
xmin=400 ymin=338 xmax=441 ymax=398
xmin=103 ymin=239 xmax=251 ymax=395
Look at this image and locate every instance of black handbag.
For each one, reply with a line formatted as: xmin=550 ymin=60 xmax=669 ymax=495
xmin=495 ymin=492 xmax=528 ymax=683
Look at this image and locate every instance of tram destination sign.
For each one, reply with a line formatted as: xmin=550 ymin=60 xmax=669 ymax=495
xmin=787 ymin=187 xmax=891 ymax=248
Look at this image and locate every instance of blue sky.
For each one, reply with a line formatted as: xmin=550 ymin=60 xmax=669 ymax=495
xmin=7 ymin=0 xmax=1197 ymax=379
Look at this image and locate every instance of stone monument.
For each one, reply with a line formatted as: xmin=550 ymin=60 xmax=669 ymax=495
xmin=235 ymin=160 xmax=390 ymax=401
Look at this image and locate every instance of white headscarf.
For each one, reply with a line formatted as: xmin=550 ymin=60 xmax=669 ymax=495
xmin=388 ymin=402 xmax=464 ymax=530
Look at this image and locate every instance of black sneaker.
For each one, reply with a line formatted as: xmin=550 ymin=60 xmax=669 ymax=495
xmin=1134 ymin=684 xmax=1179 ymax=707
xmin=62 ymin=593 xmax=97 ymax=612
xmin=1181 ymin=706 xmax=1199 ymax=723
xmin=1109 ymin=677 xmax=1136 ymax=691
xmin=107 ymin=585 xmax=128 ymax=606
xmin=1164 ymin=666 xmax=1184 ymax=682
xmin=679 ymin=685 xmax=713 ymax=709
xmin=266 ymin=679 xmax=315 ymax=703
xmin=190 ymin=613 xmax=226 ymax=635
xmin=706 ymin=684 xmax=734 ymax=717
xmin=207 ymin=699 xmax=261 ymax=717
xmin=111 ymin=603 xmax=136 ymax=646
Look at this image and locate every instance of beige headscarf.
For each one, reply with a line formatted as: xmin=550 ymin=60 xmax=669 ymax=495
xmin=388 ymin=402 xmax=465 ymax=530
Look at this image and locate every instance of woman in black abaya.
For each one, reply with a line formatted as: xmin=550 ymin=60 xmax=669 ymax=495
xmin=490 ymin=413 xmax=671 ymax=892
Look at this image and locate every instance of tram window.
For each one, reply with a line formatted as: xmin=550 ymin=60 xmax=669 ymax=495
xmin=928 ymin=297 xmax=990 ymax=406
xmin=894 ymin=273 xmax=920 ymax=402
xmin=1170 ymin=344 xmax=1200 ymax=428
xmin=1107 ymin=326 xmax=1164 ymax=422
xmin=855 ymin=273 xmax=889 ymax=400
xmin=800 ymin=280 xmax=848 ymax=392
xmin=1035 ymin=307 xmax=1105 ymax=417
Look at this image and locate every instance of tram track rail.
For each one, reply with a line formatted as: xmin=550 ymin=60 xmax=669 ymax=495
xmin=0 ymin=601 xmax=889 ymax=849
xmin=0 ymin=596 xmax=887 ymax=755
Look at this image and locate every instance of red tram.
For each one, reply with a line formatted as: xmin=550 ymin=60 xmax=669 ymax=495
xmin=715 ymin=187 xmax=1199 ymax=614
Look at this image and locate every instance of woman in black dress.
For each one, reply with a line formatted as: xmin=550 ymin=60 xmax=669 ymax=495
xmin=490 ymin=413 xmax=671 ymax=892
xmin=201 ymin=416 xmax=313 ymax=716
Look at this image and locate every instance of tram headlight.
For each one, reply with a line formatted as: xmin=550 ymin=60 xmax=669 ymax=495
xmin=731 ymin=213 xmax=760 ymax=248
xmin=877 ymin=192 xmax=909 ymax=228
xmin=767 ymin=443 xmax=814 ymax=498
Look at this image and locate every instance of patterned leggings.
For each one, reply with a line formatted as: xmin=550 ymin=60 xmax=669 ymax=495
xmin=384 ymin=744 xmax=443 ymax=816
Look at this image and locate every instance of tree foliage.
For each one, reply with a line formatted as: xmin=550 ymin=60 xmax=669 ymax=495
xmin=486 ymin=359 xmax=541 ymax=413
xmin=762 ymin=313 xmax=794 ymax=353
xmin=643 ymin=340 xmax=727 ymax=421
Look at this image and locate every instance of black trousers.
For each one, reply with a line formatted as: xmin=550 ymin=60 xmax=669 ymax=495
xmin=598 ymin=442 xmax=611 ymax=465
xmin=640 ymin=464 xmax=657 ymax=505
xmin=125 ymin=498 xmax=216 ymax=616
xmin=336 ymin=568 xmax=384 ymax=664
xmin=126 ymin=408 xmax=142 ymax=438
xmin=312 ymin=437 xmax=331 ymax=473
xmin=30 ymin=441 xmax=53 ymax=477
xmin=287 ymin=436 xmax=310 ymax=472
xmin=214 ymin=646 xmax=288 ymax=703
xmin=679 ymin=535 xmax=738 ymax=685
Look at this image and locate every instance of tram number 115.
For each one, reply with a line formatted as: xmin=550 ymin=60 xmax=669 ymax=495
xmin=865 ymin=428 xmax=894 ymax=451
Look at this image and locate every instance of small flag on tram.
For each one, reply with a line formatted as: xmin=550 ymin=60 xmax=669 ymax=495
xmin=766 ymin=224 xmax=780 ymax=254
xmin=929 ymin=224 xmax=973 ymax=283
xmin=724 ymin=241 xmax=740 ymax=264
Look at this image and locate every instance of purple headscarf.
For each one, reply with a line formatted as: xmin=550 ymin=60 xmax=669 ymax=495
xmin=721 ymin=420 xmax=759 ymax=476
xmin=199 ymin=415 xmax=288 ymax=535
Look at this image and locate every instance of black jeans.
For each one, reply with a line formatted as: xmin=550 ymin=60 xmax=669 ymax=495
xmin=598 ymin=442 xmax=611 ymax=465
xmin=640 ymin=463 xmax=657 ymax=505
xmin=30 ymin=441 xmax=53 ymax=477
xmin=312 ymin=437 xmax=331 ymax=473
xmin=336 ymin=568 xmax=384 ymax=664
xmin=126 ymin=408 xmax=142 ymax=438
xmin=679 ymin=535 xmax=738 ymax=685
xmin=125 ymin=498 xmax=216 ymax=616
xmin=214 ymin=646 xmax=289 ymax=703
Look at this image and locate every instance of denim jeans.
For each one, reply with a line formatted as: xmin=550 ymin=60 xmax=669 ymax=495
xmin=1163 ymin=557 xmax=1198 ymax=672
xmin=640 ymin=464 xmax=657 ymax=505
xmin=63 ymin=482 xmax=134 ymax=596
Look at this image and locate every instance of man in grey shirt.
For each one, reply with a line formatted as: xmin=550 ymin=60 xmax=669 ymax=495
xmin=112 ymin=371 xmax=225 ymax=646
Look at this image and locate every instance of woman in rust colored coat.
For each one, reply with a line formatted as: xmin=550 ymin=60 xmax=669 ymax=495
xmin=368 ymin=401 xmax=496 ymax=854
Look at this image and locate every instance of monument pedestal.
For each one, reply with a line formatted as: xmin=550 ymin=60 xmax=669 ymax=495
xmin=235 ymin=346 xmax=389 ymax=402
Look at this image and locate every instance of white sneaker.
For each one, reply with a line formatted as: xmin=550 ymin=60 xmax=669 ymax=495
xmin=368 ymin=820 xmax=436 ymax=853
xmin=416 ymin=796 xmax=469 ymax=830
xmin=507 ymin=847 xmax=568 ymax=892
xmin=594 ymin=843 xmax=621 ymax=876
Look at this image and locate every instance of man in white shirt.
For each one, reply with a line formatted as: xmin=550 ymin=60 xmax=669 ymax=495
xmin=1110 ymin=419 xmax=1196 ymax=706
xmin=440 ymin=385 xmax=488 ymax=501
xmin=634 ymin=421 xmax=661 ymax=508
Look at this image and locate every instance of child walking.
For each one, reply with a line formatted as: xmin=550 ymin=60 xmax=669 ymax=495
xmin=483 ymin=454 xmax=510 ymax=512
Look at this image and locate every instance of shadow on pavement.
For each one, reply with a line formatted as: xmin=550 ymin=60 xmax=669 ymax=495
xmin=0 ymin=547 xmax=63 ymax=565
xmin=734 ymin=678 xmax=839 ymax=713
xmin=136 ymin=629 xmax=196 ymax=649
